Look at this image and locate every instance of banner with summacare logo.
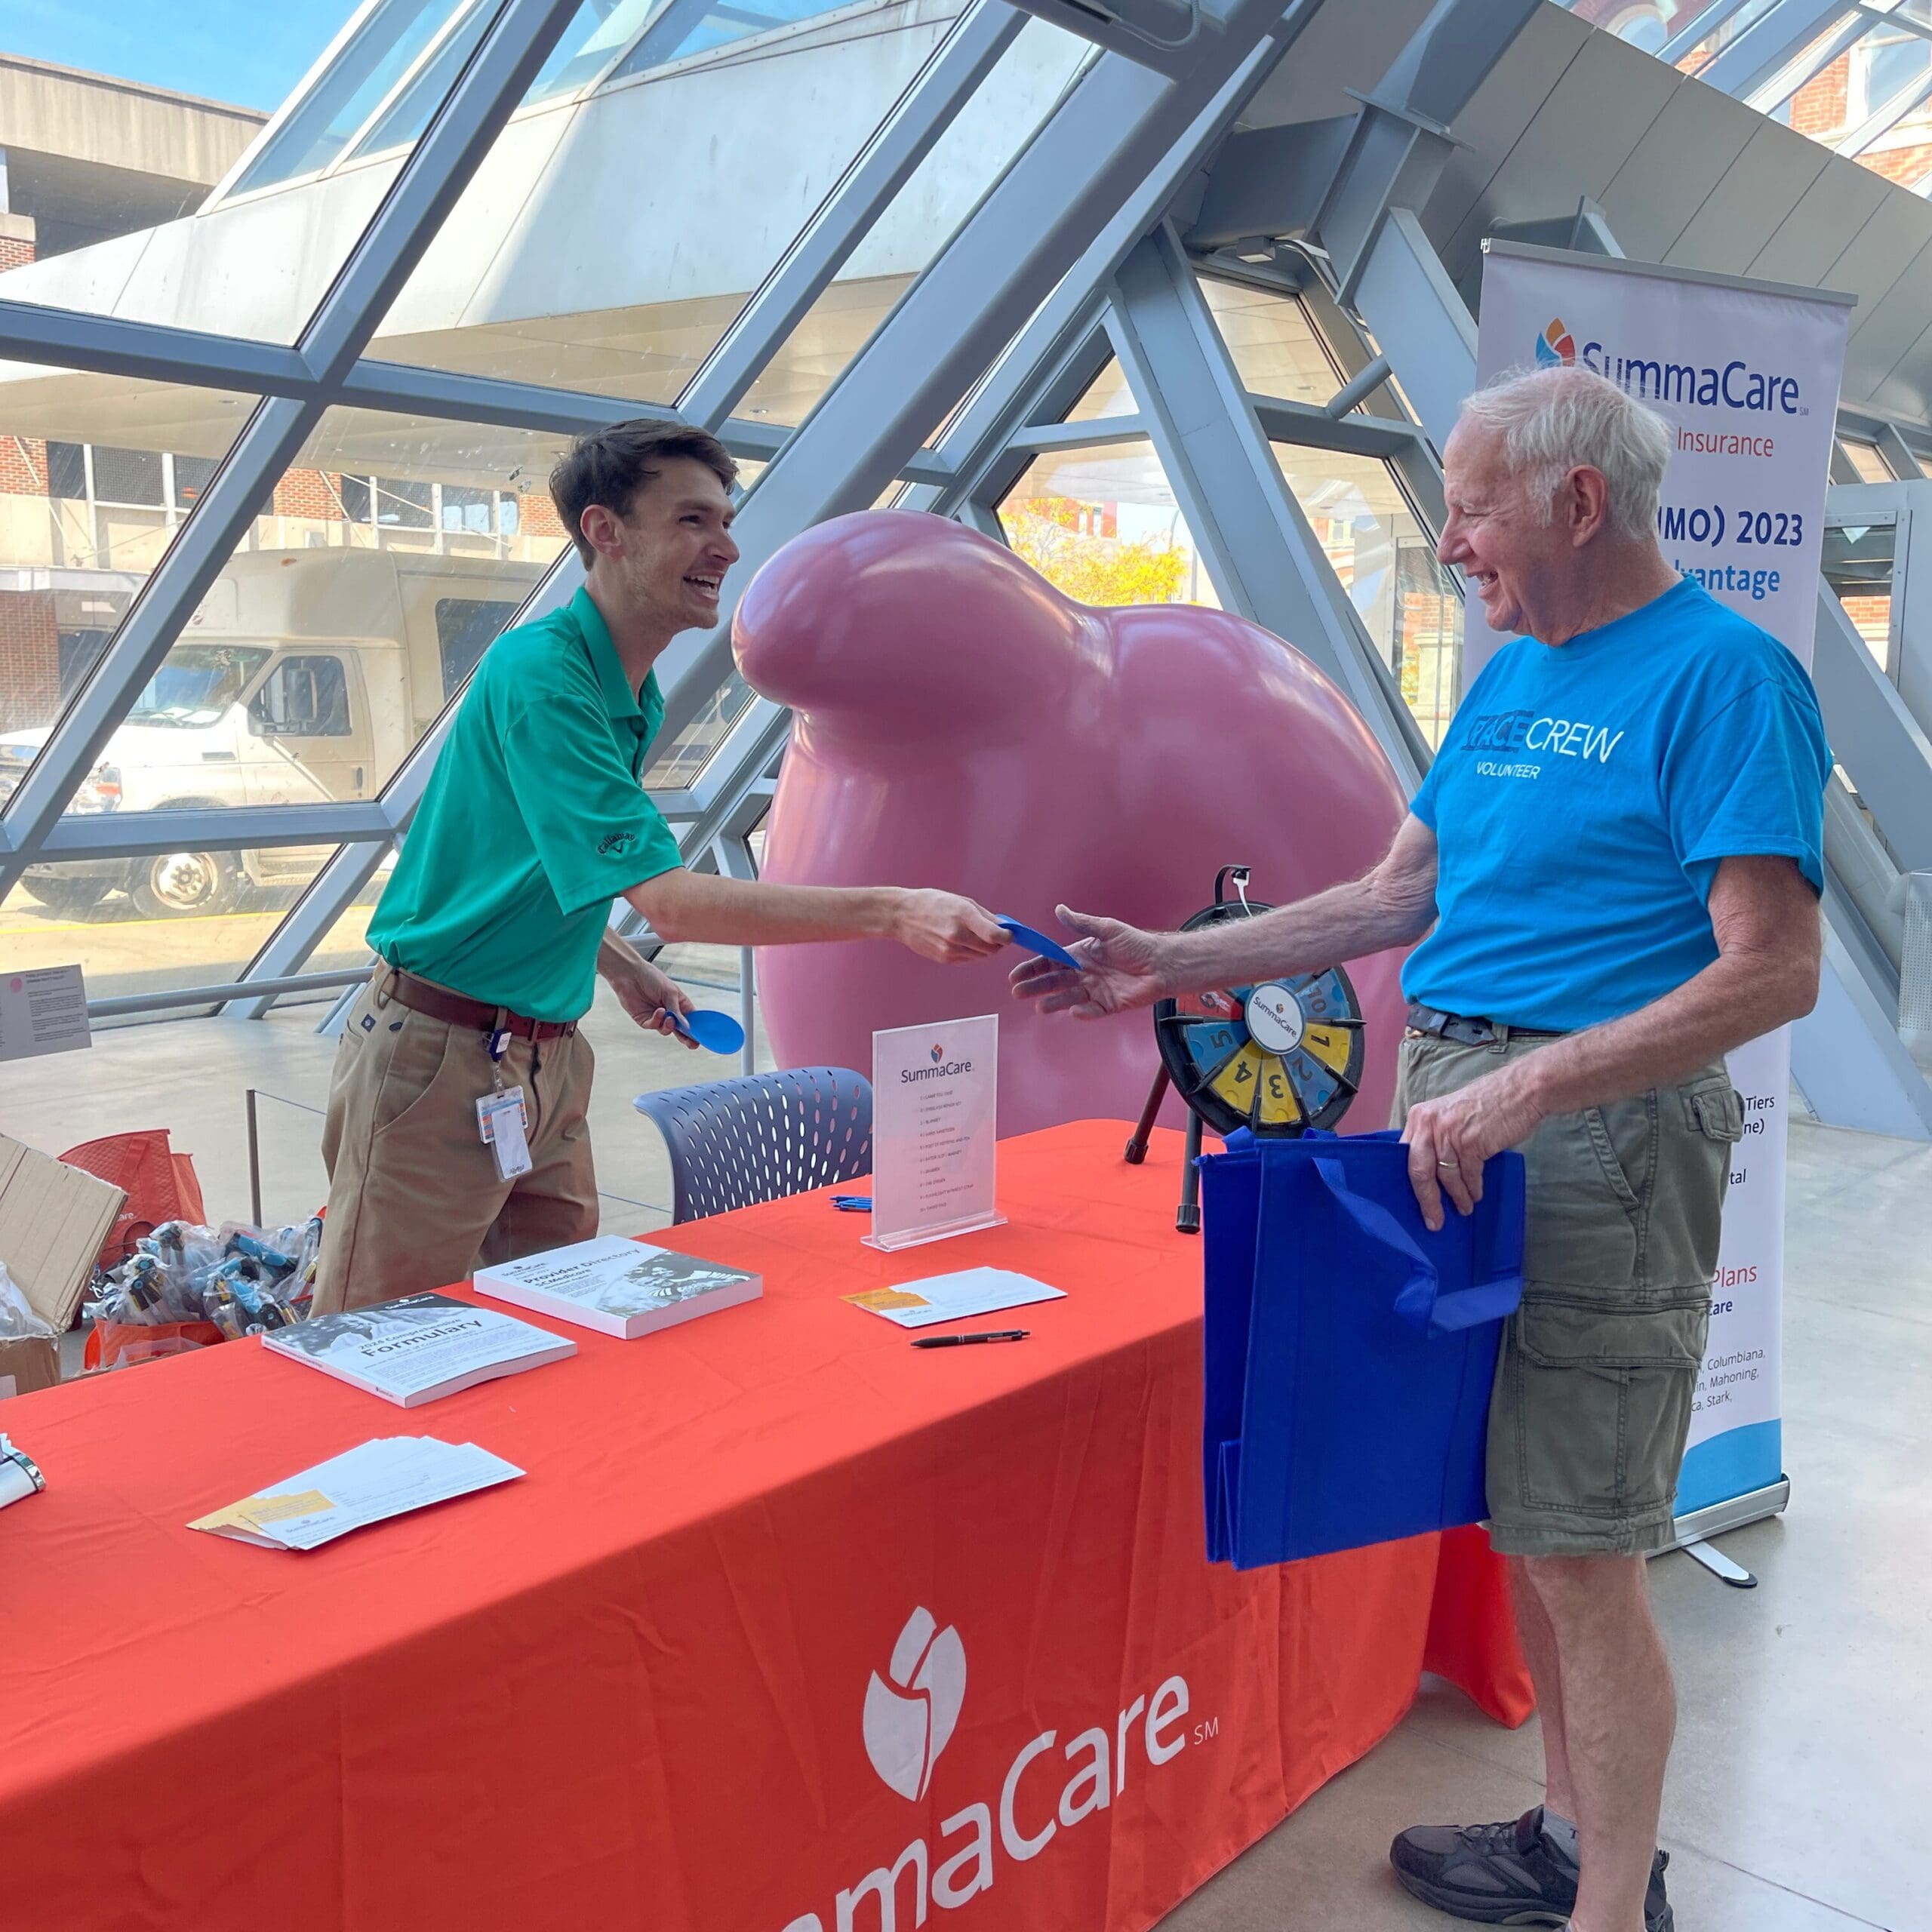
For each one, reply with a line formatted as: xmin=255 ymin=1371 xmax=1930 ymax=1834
xmin=1473 ymin=241 xmax=1853 ymax=1532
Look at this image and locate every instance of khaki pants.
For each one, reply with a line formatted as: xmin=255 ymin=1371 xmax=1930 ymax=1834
xmin=312 ymin=974 xmax=599 ymax=1315
xmin=1395 ymin=1031 xmax=1743 ymax=1556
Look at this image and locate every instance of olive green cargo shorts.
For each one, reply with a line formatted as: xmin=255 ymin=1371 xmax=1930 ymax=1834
xmin=1394 ymin=1031 xmax=1745 ymax=1557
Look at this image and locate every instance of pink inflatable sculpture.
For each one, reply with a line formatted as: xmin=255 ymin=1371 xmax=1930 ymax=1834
xmin=734 ymin=510 xmax=1412 ymax=1140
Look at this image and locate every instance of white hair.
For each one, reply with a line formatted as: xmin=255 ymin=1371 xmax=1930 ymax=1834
xmin=1457 ymin=363 xmax=1670 ymax=541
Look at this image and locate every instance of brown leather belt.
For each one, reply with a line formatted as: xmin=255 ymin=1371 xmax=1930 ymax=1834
xmin=382 ymin=967 xmax=577 ymax=1041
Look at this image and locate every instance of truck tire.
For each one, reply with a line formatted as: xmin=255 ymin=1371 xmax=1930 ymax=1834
xmin=130 ymin=850 xmax=244 ymax=919
xmin=19 ymin=875 xmax=111 ymax=918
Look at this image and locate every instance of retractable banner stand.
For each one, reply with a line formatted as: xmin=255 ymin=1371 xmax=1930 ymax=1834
xmin=1472 ymin=242 xmax=1853 ymax=1539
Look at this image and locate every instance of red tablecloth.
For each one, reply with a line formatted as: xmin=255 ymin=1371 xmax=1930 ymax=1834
xmin=0 ymin=1121 xmax=1529 ymax=1932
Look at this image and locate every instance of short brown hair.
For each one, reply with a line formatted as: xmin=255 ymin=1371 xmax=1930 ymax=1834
xmin=549 ymin=420 xmax=737 ymax=568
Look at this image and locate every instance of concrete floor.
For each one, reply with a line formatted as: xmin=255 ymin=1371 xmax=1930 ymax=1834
xmin=2 ymin=1000 xmax=1924 ymax=1932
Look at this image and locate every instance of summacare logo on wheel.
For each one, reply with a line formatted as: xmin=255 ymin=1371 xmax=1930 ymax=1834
xmin=780 ymin=1607 xmax=1206 ymax=1931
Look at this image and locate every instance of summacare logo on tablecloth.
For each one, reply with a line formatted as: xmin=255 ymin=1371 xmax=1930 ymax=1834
xmin=863 ymin=1607 xmax=967 ymax=1801
xmin=780 ymin=1607 xmax=1201 ymax=1931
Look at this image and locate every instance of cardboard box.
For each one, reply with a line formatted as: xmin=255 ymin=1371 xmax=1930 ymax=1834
xmin=0 ymin=1334 xmax=60 ymax=1400
xmin=0 ymin=1133 xmax=127 ymax=1331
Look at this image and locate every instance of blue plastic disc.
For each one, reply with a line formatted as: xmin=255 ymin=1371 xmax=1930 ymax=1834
xmin=997 ymin=916 xmax=1081 ymax=968
xmin=671 ymin=1007 xmax=746 ymax=1054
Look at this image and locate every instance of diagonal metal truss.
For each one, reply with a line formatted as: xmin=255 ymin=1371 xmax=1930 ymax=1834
xmin=32 ymin=0 xmax=1915 ymax=1066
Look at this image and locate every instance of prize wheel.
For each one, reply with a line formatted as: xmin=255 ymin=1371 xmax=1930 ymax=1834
xmin=1152 ymin=870 xmax=1365 ymax=1140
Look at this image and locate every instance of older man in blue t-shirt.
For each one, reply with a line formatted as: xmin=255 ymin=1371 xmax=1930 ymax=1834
xmin=1013 ymin=363 xmax=1829 ymax=1932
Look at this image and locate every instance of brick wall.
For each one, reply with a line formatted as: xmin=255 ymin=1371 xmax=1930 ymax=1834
xmin=520 ymin=490 xmax=564 ymax=537
xmin=1854 ymin=139 xmax=1932 ymax=189
xmin=272 ymin=468 xmax=344 ymax=520
xmin=0 ymin=589 xmax=60 ymax=730
xmin=1791 ymin=54 xmax=1850 ymax=146
xmin=0 ymin=433 xmax=46 ymax=495
xmin=0 ymin=233 xmax=35 ymax=275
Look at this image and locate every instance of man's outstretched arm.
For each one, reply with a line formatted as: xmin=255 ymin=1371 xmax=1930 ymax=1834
xmin=1009 ymin=815 xmax=1440 ymax=1018
xmin=627 ymin=868 xmax=1008 ymax=962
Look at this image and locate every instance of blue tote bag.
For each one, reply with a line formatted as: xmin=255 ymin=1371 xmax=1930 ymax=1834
xmin=1201 ymin=1129 xmax=1526 ymax=1569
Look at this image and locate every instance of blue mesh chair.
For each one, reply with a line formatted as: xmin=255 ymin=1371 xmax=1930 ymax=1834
xmin=632 ymin=1066 xmax=873 ymax=1223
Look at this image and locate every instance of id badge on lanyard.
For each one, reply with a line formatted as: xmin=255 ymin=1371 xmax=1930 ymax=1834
xmin=476 ymin=1019 xmax=534 ymax=1180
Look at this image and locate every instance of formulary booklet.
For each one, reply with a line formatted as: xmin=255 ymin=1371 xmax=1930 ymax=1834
xmin=260 ymin=1293 xmax=575 ymax=1406
xmin=473 ymin=1234 xmax=761 ymax=1340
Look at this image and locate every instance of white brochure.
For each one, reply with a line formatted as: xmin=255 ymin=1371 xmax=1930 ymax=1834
xmin=844 ymin=1266 xmax=1064 ymax=1330
xmin=189 ymin=1437 xmax=523 ymax=1550
xmin=866 ymin=1014 xmax=1004 ymax=1251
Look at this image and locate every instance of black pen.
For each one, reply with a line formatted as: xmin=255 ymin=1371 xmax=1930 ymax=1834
xmin=910 ymin=1330 xmax=1029 ymax=1349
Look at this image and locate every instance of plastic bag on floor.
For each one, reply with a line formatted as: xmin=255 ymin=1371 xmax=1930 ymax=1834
xmin=0 ymin=1264 xmax=57 ymax=1342
xmin=83 ymin=1214 xmax=321 ymax=1364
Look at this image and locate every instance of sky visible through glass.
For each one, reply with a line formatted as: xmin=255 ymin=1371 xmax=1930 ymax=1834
xmin=0 ymin=2 xmax=337 ymax=109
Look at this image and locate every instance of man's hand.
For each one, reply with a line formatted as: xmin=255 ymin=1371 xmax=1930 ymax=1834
xmin=1399 ymin=1060 xmax=1546 ymax=1230
xmin=1009 ymin=905 xmax=1168 ymax=1017
xmin=601 ymin=949 xmax=698 ymax=1048
xmin=890 ymin=889 xmax=1009 ymax=963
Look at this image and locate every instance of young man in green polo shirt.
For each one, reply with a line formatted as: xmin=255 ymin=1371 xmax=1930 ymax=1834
xmin=313 ymin=420 xmax=1008 ymax=1313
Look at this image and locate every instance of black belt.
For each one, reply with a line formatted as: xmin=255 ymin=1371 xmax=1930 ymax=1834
xmin=1404 ymin=1002 xmax=1564 ymax=1047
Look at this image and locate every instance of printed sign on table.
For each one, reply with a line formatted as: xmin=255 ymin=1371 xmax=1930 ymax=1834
xmin=867 ymin=1015 xmax=1004 ymax=1251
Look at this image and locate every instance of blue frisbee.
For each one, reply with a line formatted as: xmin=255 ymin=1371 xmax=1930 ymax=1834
xmin=997 ymin=916 xmax=1081 ymax=969
xmin=669 ymin=1006 xmax=746 ymax=1054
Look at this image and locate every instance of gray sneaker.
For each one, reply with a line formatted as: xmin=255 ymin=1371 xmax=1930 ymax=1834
xmin=1389 ymin=1806 xmax=1673 ymax=1930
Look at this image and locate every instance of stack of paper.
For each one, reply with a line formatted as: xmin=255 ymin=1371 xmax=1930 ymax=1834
xmin=261 ymin=1293 xmax=574 ymax=1406
xmin=189 ymin=1437 xmax=521 ymax=1549
xmin=475 ymin=1235 xmax=761 ymax=1340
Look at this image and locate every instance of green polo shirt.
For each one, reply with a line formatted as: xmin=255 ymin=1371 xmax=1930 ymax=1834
xmin=368 ymin=587 xmax=683 ymax=1022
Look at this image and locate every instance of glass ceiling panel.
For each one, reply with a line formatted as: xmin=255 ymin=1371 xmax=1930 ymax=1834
xmin=729 ymin=20 xmax=1091 ymax=429
xmin=0 ymin=2 xmax=505 ymax=344
xmin=1066 ymin=358 xmax=1139 ymax=422
xmin=34 ymin=405 xmax=577 ymax=830
xmin=233 ymin=0 xmax=487 ymax=193
xmin=364 ymin=0 xmax=991 ymax=408
xmin=1562 ymin=0 xmax=1711 ymax=57
xmin=1270 ymin=445 xmax=1460 ymax=748
xmin=0 ymin=370 xmax=253 ymax=801
xmin=1822 ymin=518 xmax=1895 ymax=666
xmin=1198 ymin=278 xmax=1341 ymax=409
xmin=996 ymin=448 xmax=1220 ymax=611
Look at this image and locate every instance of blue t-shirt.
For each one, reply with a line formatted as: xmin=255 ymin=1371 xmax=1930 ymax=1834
xmin=1402 ymin=576 xmax=1830 ymax=1033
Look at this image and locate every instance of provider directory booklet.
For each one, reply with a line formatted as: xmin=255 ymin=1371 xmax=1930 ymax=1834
xmin=474 ymin=1235 xmax=761 ymax=1339
xmin=261 ymin=1293 xmax=574 ymax=1406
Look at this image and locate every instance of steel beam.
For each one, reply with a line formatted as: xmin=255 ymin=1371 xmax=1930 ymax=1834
xmin=1004 ymin=414 xmax=1152 ymax=451
xmin=297 ymin=0 xmax=589 ymax=383
xmin=1698 ymin=0 xmax=1863 ymax=103
xmin=644 ymin=4 xmax=1309 ymax=752
xmin=1106 ymin=221 xmax=1424 ymax=780
xmin=921 ymin=308 xmax=1116 ymax=519
xmin=1250 ymin=392 xmax=1422 ymax=458
xmin=1 ymin=0 xmax=595 ymax=900
xmin=0 ymin=302 xmax=309 ymax=393
xmin=680 ymin=2 xmax=1029 ymax=430
xmin=226 ymin=840 xmax=397 ymax=1020
xmin=0 ymin=395 xmax=319 ymax=896
xmin=99 ymin=969 xmax=371 ymax=1023
xmin=1354 ymin=208 xmax=1478 ymax=450
xmin=992 ymin=0 xmax=1210 ymax=78
xmin=35 ymin=802 xmax=392 ymax=859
